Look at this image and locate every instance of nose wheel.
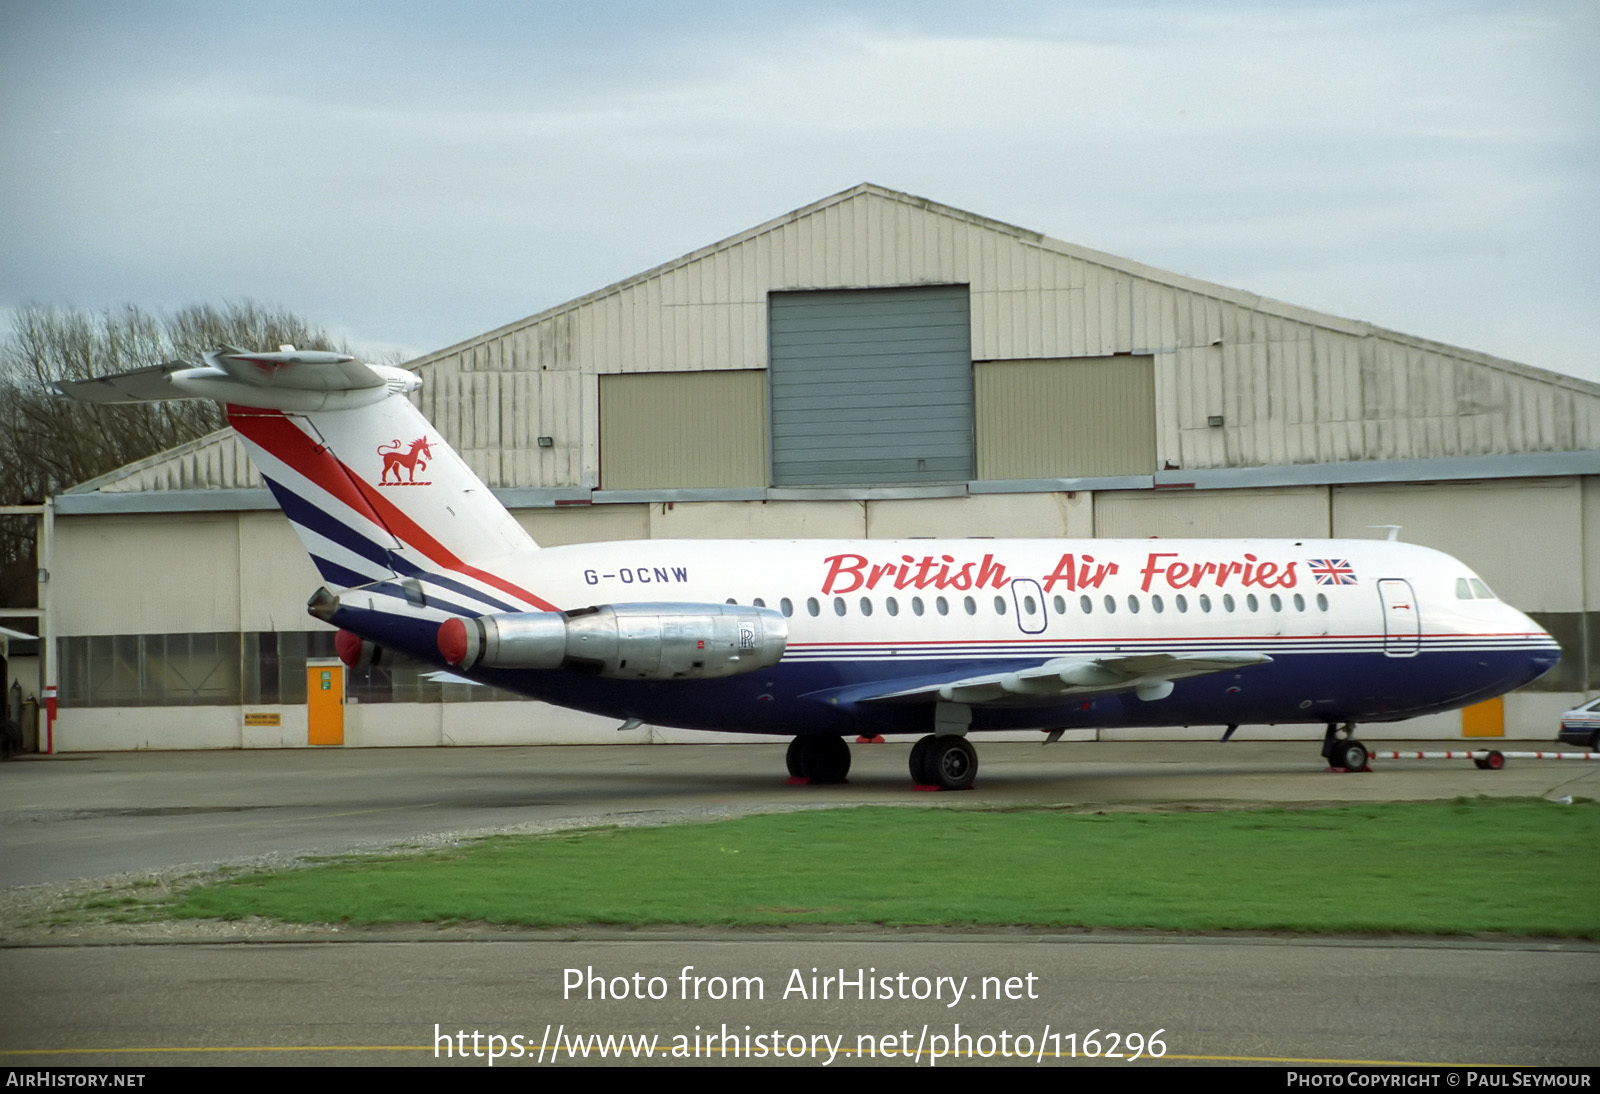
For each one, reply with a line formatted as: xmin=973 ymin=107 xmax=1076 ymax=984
xmin=1322 ymin=722 xmax=1370 ymax=772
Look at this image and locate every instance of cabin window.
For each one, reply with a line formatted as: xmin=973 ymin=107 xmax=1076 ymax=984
xmin=886 ymin=596 xmax=899 ymax=616
xmin=807 ymin=597 xmax=820 ymax=617
xmin=1151 ymin=594 xmax=1164 ymax=614
xmin=1103 ymin=595 xmax=1116 ymax=614
xmin=1127 ymin=595 xmax=1140 ymax=614
xmin=993 ymin=596 xmax=1008 ymax=615
xmin=1175 ymin=594 xmax=1188 ymax=613
xmin=752 ymin=597 xmax=765 ymax=608
xmin=725 ymin=597 xmax=737 ymax=605
xmin=1021 ymin=594 xmax=1037 ymax=615
xmin=963 ymin=596 xmax=977 ymax=615
xmin=833 ymin=597 xmax=846 ymax=617
xmin=937 ymin=596 xmax=950 ymax=616
xmin=1053 ymin=595 xmax=1066 ymax=614
xmin=1269 ymin=593 xmax=1282 ymax=612
xmin=1246 ymin=594 xmax=1259 ymax=612
xmin=859 ymin=597 xmax=873 ymax=616
xmin=1317 ymin=593 xmax=1329 ymax=612
xmin=1223 ymin=594 xmax=1235 ymax=613
xmin=1199 ymin=594 xmax=1212 ymax=613
xmin=780 ymin=597 xmax=794 ymax=617
xmin=1293 ymin=593 xmax=1305 ymax=612
xmin=912 ymin=596 xmax=925 ymax=616
xmin=1080 ymin=595 xmax=1092 ymax=614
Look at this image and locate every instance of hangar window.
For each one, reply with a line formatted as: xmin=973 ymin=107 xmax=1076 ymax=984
xmin=769 ymin=286 xmax=974 ymax=486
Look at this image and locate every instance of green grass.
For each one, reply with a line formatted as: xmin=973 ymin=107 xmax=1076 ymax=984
xmin=160 ymin=798 xmax=1600 ymax=937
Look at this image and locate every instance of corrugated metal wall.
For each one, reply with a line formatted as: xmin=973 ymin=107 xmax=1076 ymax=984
xmin=599 ymin=371 xmax=768 ymax=489
xmin=768 ymin=286 xmax=973 ymax=485
xmin=105 ymin=183 xmax=1600 ymax=493
xmin=975 ymin=356 xmax=1155 ymax=479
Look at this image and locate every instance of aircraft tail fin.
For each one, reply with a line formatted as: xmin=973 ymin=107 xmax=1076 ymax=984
xmin=56 ymin=347 xmax=544 ymax=604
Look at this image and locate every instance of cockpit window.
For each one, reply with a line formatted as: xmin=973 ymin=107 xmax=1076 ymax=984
xmin=1469 ymin=579 xmax=1495 ymax=600
xmin=1455 ymin=578 xmax=1473 ymax=600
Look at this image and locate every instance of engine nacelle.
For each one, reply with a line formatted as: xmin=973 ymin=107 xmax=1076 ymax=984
xmin=335 ymin=629 xmax=387 ymax=668
xmin=437 ymin=603 xmax=787 ymax=680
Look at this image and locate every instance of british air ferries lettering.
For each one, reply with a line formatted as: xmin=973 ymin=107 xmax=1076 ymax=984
xmin=821 ymin=552 xmax=1012 ymax=594
xmin=822 ymin=551 xmax=1308 ymax=596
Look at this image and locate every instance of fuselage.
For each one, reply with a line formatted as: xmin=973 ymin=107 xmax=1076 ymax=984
xmin=327 ymin=536 xmax=1559 ymax=737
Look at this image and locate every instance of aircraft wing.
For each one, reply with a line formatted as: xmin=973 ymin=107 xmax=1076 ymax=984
xmin=856 ymin=651 xmax=1272 ymax=705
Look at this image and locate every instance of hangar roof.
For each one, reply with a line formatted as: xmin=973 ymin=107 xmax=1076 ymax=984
xmin=63 ymin=182 xmax=1600 ymax=509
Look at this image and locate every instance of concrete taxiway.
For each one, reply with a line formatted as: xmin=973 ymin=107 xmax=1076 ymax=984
xmin=2 ymin=741 xmax=1596 ymax=1067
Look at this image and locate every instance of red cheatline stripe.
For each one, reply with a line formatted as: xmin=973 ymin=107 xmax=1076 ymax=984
xmin=228 ymin=406 xmax=555 ymax=613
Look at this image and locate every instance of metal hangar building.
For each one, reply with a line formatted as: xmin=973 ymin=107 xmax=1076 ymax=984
xmin=40 ymin=184 xmax=1600 ymax=750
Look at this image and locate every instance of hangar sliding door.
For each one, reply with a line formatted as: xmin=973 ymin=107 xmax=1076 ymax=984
xmin=768 ymin=286 xmax=973 ymax=486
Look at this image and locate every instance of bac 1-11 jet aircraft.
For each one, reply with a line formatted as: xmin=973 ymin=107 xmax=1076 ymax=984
xmin=58 ymin=347 xmax=1562 ymax=789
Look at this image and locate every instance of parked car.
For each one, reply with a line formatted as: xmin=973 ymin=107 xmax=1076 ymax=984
xmin=1558 ymin=697 xmax=1600 ymax=749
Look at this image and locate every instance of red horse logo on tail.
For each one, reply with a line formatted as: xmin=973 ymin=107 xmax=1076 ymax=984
xmin=378 ymin=437 xmax=433 ymax=485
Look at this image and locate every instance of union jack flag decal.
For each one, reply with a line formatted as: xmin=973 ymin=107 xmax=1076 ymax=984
xmin=1308 ymin=559 xmax=1358 ymax=585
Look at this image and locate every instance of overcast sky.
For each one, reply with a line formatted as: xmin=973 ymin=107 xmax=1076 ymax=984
xmin=2 ymin=1 xmax=1595 ymax=381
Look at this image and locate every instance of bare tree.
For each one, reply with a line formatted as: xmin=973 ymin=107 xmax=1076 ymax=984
xmin=0 ymin=302 xmax=349 ymax=608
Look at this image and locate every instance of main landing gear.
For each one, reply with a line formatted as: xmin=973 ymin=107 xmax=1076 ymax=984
xmin=786 ymin=735 xmax=851 ymax=784
xmin=782 ymin=732 xmax=980 ymax=790
xmin=909 ymin=734 xmax=979 ymax=791
xmin=1321 ymin=722 xmax=1370 ymax=773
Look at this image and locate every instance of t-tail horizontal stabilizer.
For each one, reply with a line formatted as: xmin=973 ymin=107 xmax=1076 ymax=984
xmin=51 ymin=345 xmax=420 ymax=412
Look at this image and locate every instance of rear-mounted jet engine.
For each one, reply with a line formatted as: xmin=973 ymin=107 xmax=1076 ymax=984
xmin=437 ymin=603 xmax=787 ymax=680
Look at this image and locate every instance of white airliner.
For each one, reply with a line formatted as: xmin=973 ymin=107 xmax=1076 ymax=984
xmin=58 ymin=347 xmax=1561 ymax=788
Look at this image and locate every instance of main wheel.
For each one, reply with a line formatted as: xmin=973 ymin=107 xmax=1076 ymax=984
xmin=926 ymin=735 xmax=978 ymax=790
xmin=908 ymin=735 xmax=937 ymax=785
xmin=792 ymin=735 xmax=851 ymax=783
xmin=785 ymin=737 xmax=806 ymax=778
